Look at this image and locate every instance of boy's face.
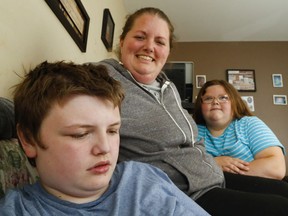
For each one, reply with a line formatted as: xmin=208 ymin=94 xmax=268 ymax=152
xmin=26 ymin=95 xmax=121 ymax=203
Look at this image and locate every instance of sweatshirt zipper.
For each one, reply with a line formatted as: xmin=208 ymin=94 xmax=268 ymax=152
xmin=161 ymin=81 xmax=195 ymax=146
xmin=126 ymin=69 xmax=195 ymax=146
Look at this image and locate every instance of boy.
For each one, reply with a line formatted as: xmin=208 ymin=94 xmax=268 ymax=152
xmin=0 ymin=61 xmax=208 ymax=215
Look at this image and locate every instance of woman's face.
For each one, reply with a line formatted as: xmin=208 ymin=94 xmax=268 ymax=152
xmin=201 ymin=85 xmax=233 ymax=129
xmin=120 ymin=14 xmax=170 ymax=84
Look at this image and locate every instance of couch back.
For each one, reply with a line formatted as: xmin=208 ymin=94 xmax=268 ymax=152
xmin=0 ymin=139 xmax=38 ymax=198
xmin=0 ymin=97 xmax=38 ymax=198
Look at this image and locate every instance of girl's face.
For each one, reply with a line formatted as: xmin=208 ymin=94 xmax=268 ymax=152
xmin=120 ymin=14 xmax=170 ymax=84
xmin=201 ymin=85 xmax=233 ymax=129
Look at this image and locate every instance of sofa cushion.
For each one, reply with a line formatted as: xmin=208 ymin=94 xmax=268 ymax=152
xmin=0 ymin=97 xmax=16 ymax=140
xmin=0 ymin=139 xmax=38 ymax=198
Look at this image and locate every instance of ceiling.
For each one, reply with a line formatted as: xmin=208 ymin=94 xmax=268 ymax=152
xmin=123 ymin=0 xmax=288 ymax=42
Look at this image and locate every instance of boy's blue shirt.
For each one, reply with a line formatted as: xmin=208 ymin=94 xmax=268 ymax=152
xmin=0 ymin=161 xmax=209 ymax=216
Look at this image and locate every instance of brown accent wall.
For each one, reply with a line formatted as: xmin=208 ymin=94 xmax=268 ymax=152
xmin=169 ymin=42 xmax=288 ymax=171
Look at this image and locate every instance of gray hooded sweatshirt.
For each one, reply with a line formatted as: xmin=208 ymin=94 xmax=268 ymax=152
xmin=96 ymin=59 xmax=224 ymax=200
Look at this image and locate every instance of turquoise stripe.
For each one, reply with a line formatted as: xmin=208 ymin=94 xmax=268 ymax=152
xmin=197 ymin=116 xmax=284 ymax=162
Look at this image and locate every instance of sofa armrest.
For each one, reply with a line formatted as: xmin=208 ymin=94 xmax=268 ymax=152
xmin=0 ymin=139 xmax=38 ymax=198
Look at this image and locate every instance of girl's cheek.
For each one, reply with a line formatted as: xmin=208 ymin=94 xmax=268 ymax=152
xmin=201 ymin=104 xmax=209 ymax=113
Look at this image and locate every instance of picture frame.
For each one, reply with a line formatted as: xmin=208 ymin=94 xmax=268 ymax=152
xmin=272 ymin=74 xmax=283 ymax=87
xmin=196 ymin=75 xmax=206 ymax=88
xmin=226 ymin=69 xmax=256 ymax=92
xmin=273 ymin=95 xmax=287 ymax=105
xmin=45 ymin=0 xmax=90 ymax=52
xmin=101 ymin=9 xmax=115 ymax=52
xmin=241 ymin=96 xmax=255 ymax=112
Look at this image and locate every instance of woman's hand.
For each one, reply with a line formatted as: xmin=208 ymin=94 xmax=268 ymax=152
xmin=215 ymin=156 xmax=250 ymax=174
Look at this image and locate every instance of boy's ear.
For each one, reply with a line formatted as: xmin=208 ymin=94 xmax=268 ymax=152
xmin=16 ymin=124 xmax=37 ymax=158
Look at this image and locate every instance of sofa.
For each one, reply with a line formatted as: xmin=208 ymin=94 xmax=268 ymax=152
xmin=0 ymin=97 xmax=38 ymax=198
xmin=0 ymin=97 xmax=287 ymax=199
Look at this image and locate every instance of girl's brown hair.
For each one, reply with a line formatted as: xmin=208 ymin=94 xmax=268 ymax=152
xmin=193 ymin=79 xmax=253 ymax=125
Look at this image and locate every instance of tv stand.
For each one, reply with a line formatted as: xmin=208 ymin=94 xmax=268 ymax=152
xmin=181 ymin=101 xmax=194 ymax=114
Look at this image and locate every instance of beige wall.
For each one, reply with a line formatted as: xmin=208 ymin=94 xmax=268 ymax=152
xmin=0 ymin=0 xmax=127 ymax=98
xmin=169 ymin=42 xmax=288 ymax=171
xmin=1 ymin=2 xmax=287 ymax=172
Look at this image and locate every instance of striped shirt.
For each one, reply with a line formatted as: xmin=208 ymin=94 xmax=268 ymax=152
xmin=197 ymin=116 xmax=285 ymax=162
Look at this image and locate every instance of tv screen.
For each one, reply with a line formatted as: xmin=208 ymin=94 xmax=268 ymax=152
xmin=164 ymin=68 xmax=186 ymax=101
xmin=163 ymin=62 xmax=193 ymax=103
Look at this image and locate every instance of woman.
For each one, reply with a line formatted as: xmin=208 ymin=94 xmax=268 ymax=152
xmin=92 ymin=7 xmax=288 ymax=215
xmin=193 ymin=80 xmax=286 ymax=180
xmin=1 ymin=62 xmax=208 ymax=215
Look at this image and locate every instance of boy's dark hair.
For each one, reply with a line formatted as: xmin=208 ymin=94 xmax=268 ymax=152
xmin=13 ymin=61 xmax=124 ymax=166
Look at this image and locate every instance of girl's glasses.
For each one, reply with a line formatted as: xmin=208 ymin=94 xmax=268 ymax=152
xmin=202 ymin=95 xmax=229 ymax=104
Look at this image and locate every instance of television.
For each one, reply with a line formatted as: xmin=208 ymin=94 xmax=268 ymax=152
xmin=162 ymin=62 xmax=193 ymax=103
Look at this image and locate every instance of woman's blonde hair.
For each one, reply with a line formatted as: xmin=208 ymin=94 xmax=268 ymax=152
xmin=116 ymin=7 xmax=175 ymax=59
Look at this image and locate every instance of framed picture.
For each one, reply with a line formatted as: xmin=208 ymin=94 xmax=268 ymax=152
xmin=272 ymin=74 xmax=283 ymax=87
xmin=241 ymin=96 xmax=255 ymax=111
xmin=101 ymin=9 xmax=115 ymax=52
xmin=226 ymin=69 xmax=256 ymax=92
xmin=45 ymin=0 xmax=90 ymax=52
xmin=273 ymin=95 xmax=287 ymax=105
xmin=196 ymin=75 xmax=206 ymax=88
